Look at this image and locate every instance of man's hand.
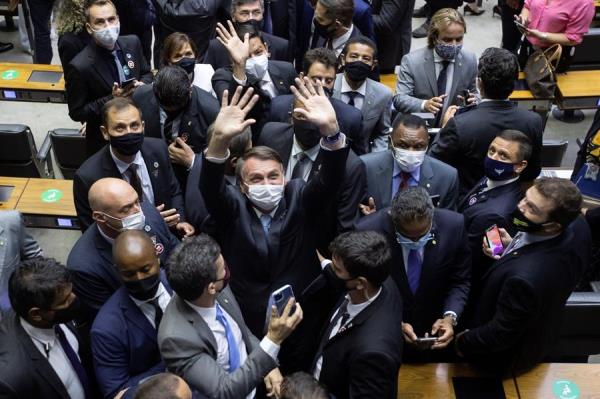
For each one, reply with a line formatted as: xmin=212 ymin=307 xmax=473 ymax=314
xmin=402 ymin=322 xmax=419 ymax=345
xmin=264 ymin=368 xmax=283 ymax=397
xmin=7 ymin=0 xmax=19 ymax=12
xmin=78 ymin=122 xmax=87 ymax=137
xmin=133 ymin=80 xmax=144 ymax=88
xmin=216 ymin=21 xmax=250 ymax=67
xmin=168 ymin=138 xmax=195 ymax=168
xmin=359 ymin=197 xmax=377 ymax=216
xmin=156 ymin=204 xmax=180 ymax=227
xmin=266 ymin=298 xmax=303 ymax=345
xmin=441 ymin=105 xmax=458 ymax=128
xmin=207 ymin=86 xmax=259 ymax=158
xmin=175 ymin=222 xmax=195 ymax=238
xmin=431 ymin=317 xmax=454 ymax=349
xmin=112 ymin=82 xmax=135 ymax=98
xmin=290 ymin=77 xmax=339 ymax=136
xmin=482 ymin=227 xmax=512 ymax=260
xmin=424 ymin=94 xmax=446 ymax=114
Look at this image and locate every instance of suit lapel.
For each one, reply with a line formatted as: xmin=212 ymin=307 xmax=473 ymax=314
xmin=418 ymin=156 xmax=434 ymax=194
xmin=267 ymin=196 xmax=288 ymax=274
xmin=141 ymin=145 xmax=160 ymax=200
xmin=448 ymin=52 xmax=463 ymax=104
xmin=377 ymin=151 xmax=394 ymax=206
xmin=118 ymin=38 xmax=139 ymax=78
xmin=90 ymin=44 xmax=116 ymax=89
xmin=424 ymin=49 xmax=437 ymax=95
xmin=362 ymin=80 xmax=377 ymax=120
xmin=268 ymin=64 xmax=287 ymax=96
xmin=246 ymin=201 xmax=270 ymax=263
xmin=120 ymin=290 xmax=158 ymax=342
xmin=178 ymin=296 xmax=218 ymax=357
xmin=101 ymin=146 xmax=123 ymax=177
xmin=333 ymin=75 xmax=343 ymax=100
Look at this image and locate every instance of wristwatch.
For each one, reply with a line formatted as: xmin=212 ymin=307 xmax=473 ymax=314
xmin=443 ymin=311 xmax=458 ymax=326
xmin=324 ymin=131 xmax=341 ymax=143
xmin=542 ymin=32 xmax=549 ymax=40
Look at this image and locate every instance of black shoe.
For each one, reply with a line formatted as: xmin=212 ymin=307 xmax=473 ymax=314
xmin=413 ymin=4 xmax=429 ymax=18
xmin=464 ymin=4 xmax=485 ymax=15
xmin=492 ymin=5 xmax=502 ymax=17
xmin=0 ymin=42 xmax=14 ymax=53
xmin=412 ymin=21 xmax=430 ymax=38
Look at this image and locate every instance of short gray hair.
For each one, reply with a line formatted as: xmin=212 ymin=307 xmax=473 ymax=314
xmin=231 ymin=0 xmax=263 ymax=14
xmin=390 ymin=187 xmax=434 ymax=227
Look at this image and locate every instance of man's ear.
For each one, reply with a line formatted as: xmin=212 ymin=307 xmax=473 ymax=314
xmin=100 ymin=125 xmax=110 ymax=142
xmin=92 ymin=211 xmax=106 ymax=224
xmin=514 ymin=160 xmax=528 ymax=174
xmin=228 ymin=156 xmax=239 ymax=170
xmin=371 ymin=59 xmax=378 ymax=70
xmin=28 ymin=307 xmax=43 ymax=323
xmin=356 ymin=276 xmax=368 ymax=291
xmin=85 ymin=22 xmax=93 ymax=35
xmin=206 ymin=282 xmax=217 ymax=295
xmin=543 ymin=221 xmax=562 ymax=235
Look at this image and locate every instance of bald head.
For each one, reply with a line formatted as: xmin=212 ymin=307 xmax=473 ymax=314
xmin=112 ymin=230 xmax=160 ymax=288
xmin=89 ymin=177 xmax=138 ymax=212
xmin=90 ymin=177 xmax=143 ymax=238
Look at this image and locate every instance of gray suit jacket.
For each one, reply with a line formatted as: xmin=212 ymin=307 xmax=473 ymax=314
xmin=0 ymin=211 xmax=42 ymax=314
xmin=158 ymin=288 xmax=277 ymax=399
xmin=360 ymin=151 xmax=459 ymax=210
xmin=333 ymin=73 xmax=392 ymax=152
xmin=392 ymin=47 xmax=478 ymax=115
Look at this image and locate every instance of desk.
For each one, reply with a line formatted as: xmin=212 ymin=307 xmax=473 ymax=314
xmin=381 ymin=73 xmax=397 ymax=93
xmin=510 ymin=72 xmax=554 ymax=116
xmin=542 ymin=168 xmax=600 ymax=209
xmin=0 ymin=63 xmax=66 ymax=103
xmin=398 ymin=363 xmax=519 ymax=398
xmin=0 ymin=177 xmax=29 ymax=210
xmin=515 ymin=363 xmax=600 ymax=398
xmin=556 ymin=71 xmax=600 ymax=110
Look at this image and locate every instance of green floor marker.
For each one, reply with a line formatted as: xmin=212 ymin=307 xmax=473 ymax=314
xmin=552 ymin=380 xmax=580 ymax=399
xmin=41 ymin=189 xmax=63 ymax=203
xmin=1 ymin=70 xmax=19 ymax=80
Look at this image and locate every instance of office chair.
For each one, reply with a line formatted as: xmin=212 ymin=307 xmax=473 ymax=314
xmin=0 ymin=124 xmax=53 ymax=178
xmin=541 ymin=139 xmax=569 ymax=168
xmin=47 ymin=128 xmax=86 ymax=179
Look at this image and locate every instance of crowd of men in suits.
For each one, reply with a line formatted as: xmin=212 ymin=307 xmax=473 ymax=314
xmin=0 ymin=0 xmax=597 ymax=398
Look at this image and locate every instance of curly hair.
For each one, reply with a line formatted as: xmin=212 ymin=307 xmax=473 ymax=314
xmin=56 ymin=0 xmax=86 ymax=35
xmin=478 ymin=47 xmax=519 ymax=99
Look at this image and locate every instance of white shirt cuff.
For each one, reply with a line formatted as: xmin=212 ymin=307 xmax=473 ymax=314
xmin=320 ymin=259 xmax=332 ymax=270
xmin=233 ymin=75 xmax=248 ymax=86
xmin=203 ymin=149 xmax=230 ymax=164
xmin=421 ymin=100 xmax=427 ymax=111
xmin=259 ymin=336 xmax=281 ymax=361
xmin=319 ymin=133 xmax=346 ymax=151
xmin=186 ymin=154 xmax=196 ymax=171
xmin=443 ymin=311 xmax=457 ymax=319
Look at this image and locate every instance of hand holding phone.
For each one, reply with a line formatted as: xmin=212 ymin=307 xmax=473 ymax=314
xmin=485 ymin=225 xmax=504 ymax=257
xmin=120 ymin=77 xmax=136 ymax=90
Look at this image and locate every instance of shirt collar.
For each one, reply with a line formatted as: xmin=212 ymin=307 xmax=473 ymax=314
xmin=261 ymin=70 xmax=273 ymax=85
xmin=129 ymin=282 xmax=169 ymax=307
xmin=109 ymin=145 xmax=144 ymax=175
xmin=433 ymin=49 xmax=456 ymax=64
xmin=97 ymin=224 xmax=115 ymax=244
xmin=185 ymin=300 xmax=217 ymax=320
xmin=332 ymin=25 xmax=354 ymax=53
xmin=392 ymin=154 xmax=421 ymax=182
xmin=344 ymin=287 xmax=382 ymax=318
xmin=292 ymin=136 xmax=320 ymax=162
xmin=20 ymin=317 xmax=57 ymax=346
xmin=341 ymin=75 xmax=367 ymax=96
xmin=486 ymin=175 xmax=520 ymax=190
xmin=252 ymin=206 xmax=278 ymax=219
xmin=521 ymin=232 xmax=560 ymax=246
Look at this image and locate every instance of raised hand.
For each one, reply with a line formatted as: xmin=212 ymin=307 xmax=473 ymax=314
xmin=216 ymin=20 xmax=250 ymax=66
xmin=290 ymin=77 xmax=339 ymax=136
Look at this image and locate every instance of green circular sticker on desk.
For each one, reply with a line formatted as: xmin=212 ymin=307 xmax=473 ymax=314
xmin=552 ymin=380 xmax=580 ymax=399
xmin=41 ymin=189 xmax=63 ymax=203
xmin=1 ymin=70 xmax=19 ymax=80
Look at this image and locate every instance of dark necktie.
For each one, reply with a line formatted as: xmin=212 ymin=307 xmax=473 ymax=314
xmin=346 ymin=91 xmax=358 ymax=107
xmin=215 ymin=304 xmax=241 ymax=372
xmin=126 ymin=164 xmax=143 ymax=202
xmin=313 ymin=299 xmax=350 ymax=369
xmin=291 ymin=153 xmax=309 ymax=180
xmin=406 ymin=249 xmax=422 ymax=294
xmin=260 ymin=214 xmax=272 ymax=239
xmin=163 ymin=115 xmax=176 ymax=142
xmin=437 ymin=61 xmax=450 ymax=96
xmin=400 ymin=171 xmax=411 ymax=191
xmin=263 ymin=0 xmax=273 ymax=34
xmin=54 ymin=325 xmax=91 ymax=397
xmin=111 ymin=50 xmax=126 ymax=84
xmin=148 ymin=297 xmax=163 ymax=329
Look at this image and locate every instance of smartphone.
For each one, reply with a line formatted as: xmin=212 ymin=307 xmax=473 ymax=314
xmin=461 ymin=89 xmax=470 ymax=106
xmin=430 ymin=194 xmax=441 ymax=207
xmin=268 ymin=284 xmax=295 ymax=317
xmin=456 ymin=103 xmax=477 ymax=115
xmin=514 ymin=20 xmax=528 ymax=31
xmin=485 ymin=225 xmax=504 ymax=256
xmin=416 ymin=337 xmax=438 ymax=343
xmin=120 ymin=77 xmax=136 ymax=89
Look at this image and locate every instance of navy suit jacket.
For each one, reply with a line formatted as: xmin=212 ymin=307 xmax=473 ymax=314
xmin=73 ymin=138 xmax=186 ymax=232
xmin=66 ymin=201 xmax=179 ymax=321
xmin=356 ymin=207 xmax=471 ymax=336
xmin=91 ymin=277 xmax=172 ymax=398
xmin=267 ymin=94 xmax=367 ymax=155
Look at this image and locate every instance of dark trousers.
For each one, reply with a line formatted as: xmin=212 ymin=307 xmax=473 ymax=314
xmin=500 ymin=0 xmax=524 ymax=53
xmin=427 ymin=0 xmax=462 ymax=16
xmin=27 ymin=0 xmax=55 ymax=64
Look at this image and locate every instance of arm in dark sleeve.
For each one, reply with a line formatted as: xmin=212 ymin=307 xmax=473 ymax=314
xmin=66 ymin=65 xmax=113 ymax=123
xmin=212 ymin=68 xmax=245 ymax=103
xmin=439 ymin=167 xmax=459 ymax=210
xmin=519 ymin=114 xmax=543 ymax=182
xmin=336 ymin=157 xmax=366 ymax=233
xmin=458 ymin=277 xmax=538 ymax=356
xmin=133 ymin=36 xmax=153 ymax=84
xmin=73 ymin=172 xmax=94 ymax=231
xmin=443 ymin=218 xmax=471 ymax=318
xmin=372 ymin=0 xmax=409 ymax=35
xmin=428 ymin=118 xmax=460 ymax=168
xmin=199 ymin=156 xmax=239 ymax=226
xmin=348 ymin=352 xmax=399 ymax=399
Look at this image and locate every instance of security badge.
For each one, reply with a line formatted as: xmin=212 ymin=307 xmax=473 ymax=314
xmin=126 ymin=53 xmax=132 ymax=59
xmin=585 ymin=163 xmax=599 ymax=181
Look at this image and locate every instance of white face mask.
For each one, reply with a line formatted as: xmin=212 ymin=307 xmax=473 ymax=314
xmin=90 ymin=24 xmax=120 ymax=49
xmin=392 ymin=147 xmax=426 ymax=173
xmin=245 ymin=54 xmax=269 ymax=81
xmin=103 ymin=210 xmax=146 ymax=232
xmin=246 ymin=183 xmax=284 ymax=211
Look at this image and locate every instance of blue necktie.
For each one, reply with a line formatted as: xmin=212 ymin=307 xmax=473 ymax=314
xmin=263 ymin=0 xmax=273 ymax=34
xmin=54 ymin=325 xmax=92 ymax=397
xmin=215 ymin=304 xmax=241 ymax=372
xmin=112 ymin=50 xmax=126 ymax=84
xmin=406 ymin=249 xmax=422 ymax=294
xmin=260 ymin=214 xmax=272 ymax=238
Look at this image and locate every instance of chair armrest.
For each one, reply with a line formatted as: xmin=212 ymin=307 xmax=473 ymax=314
xmin=37 ymin=131 xmax=52 ymax=161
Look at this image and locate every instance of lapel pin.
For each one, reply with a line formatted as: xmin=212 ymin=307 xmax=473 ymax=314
xmin=432 ymin=240 xmax=437 ymax=245
xmin=224 ymin=299 xmax=229 ymax=304
xmin=127 ymin=60 xmax=135 ymax=69
xmin=153 ymin=161 xmax=159 ymax=169
xmin=126 ymin=53 xmax=132 ymax=59
xmin=145 ymin=225 xmax=151 ymax=232
xmin=187 ymin=121 xmax=192 ymax=126
xmin=513 ymin=251 xmax=518 ymax=256
xmin=426 ymin=183 xmax=431 ymax=188
xmin=279 ymin=81 xmax=284 ymax=85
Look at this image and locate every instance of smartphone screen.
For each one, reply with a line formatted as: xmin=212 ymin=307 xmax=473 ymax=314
xmin=485 ymin=225 xmax=504 ymax=256
xmin=120 ymin=78 xmax=136 ymax=89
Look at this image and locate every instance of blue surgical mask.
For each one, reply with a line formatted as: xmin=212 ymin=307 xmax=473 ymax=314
xmin=484 ymin=156 xmax=516 ymax=181
xmin=395 ymin=229 xmax=433 ymax=250
xmin=434 ymin=43 xmax=462 ymax=60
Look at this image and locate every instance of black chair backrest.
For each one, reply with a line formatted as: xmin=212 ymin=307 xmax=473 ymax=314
xmin=541 ymin=139 xmax=568 ymax=168
xmin=569 ymin=28 xmax=600 ymax=71
xmin=0 ymin=124 xmax=41 ymax=177
xmin=49 ymin=129 xmax=86 ymax=179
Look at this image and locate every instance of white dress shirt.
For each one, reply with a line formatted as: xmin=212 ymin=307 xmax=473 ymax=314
xmin=313 ymin=288 xmax=382 ymax=380
xmin=192 ymin=63 xmax=217 ymax=97
xmin=129 ymin=282 xmax=171 ymax=329
xmin=330 ymin=25 xmax=355 ymax=57
xmin=285 ymin=137 xmax=321 ymax=181
xmin=20 ymin=318 xmax=85 ymax=399
xmin=341 ymin=76 xmax=367 ymax=111
xmin=109 ymin=147 xmax=155 ymax=204
xmin=420 ymin=51 xmax=456 ymax=112
xmin=185 ymin=301 xmax=281 ymax=399
xmin=233 ymin=70 xmax=277 ymax=99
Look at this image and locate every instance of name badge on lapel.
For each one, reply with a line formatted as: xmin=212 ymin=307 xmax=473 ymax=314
xmin=152 ymin=161 xmax=159 ymax=178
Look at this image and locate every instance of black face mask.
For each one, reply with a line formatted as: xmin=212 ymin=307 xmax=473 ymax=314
xmin=234 ymin=19 xmax=264 ymax=33
xmin=124 ymin=272 xmax=161 ymax=301
xmin=323 ymin=87 xmax=334 ymax=98
xmin=174 ymin=56 xmax=196 ymax=75
xmin=344 ymin=61 xmax=372 ymax=82
xmin=50 ymin=297 xmax=82 ymax=325
xmin=510 ymin=207 xmax=548 ymax=233
xmin=314 ymin=19 xmax=335 ymax=39
xmin=216 ymin=264 xmax=231 ymax=293
xmin=110 ymin=132 xmax=144 ymax=156
xmin=293 ymin=119 xmax=321 ymax=149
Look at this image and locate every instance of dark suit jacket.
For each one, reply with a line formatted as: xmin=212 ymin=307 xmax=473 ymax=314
xmin=199 ymin=143 xmax=349 ymax=336
xmin=0 ymin=315 xmax=96 ymax=399
xmin=204 ymin=33 xmax=291 ymax=71
xmin=316 ymin=279 xmax=403 ymax=399
xmin=371 ymin=0 xmax=414 ymax=73
xmin=360 ymin=151 xmax=459 ymax=210
xmin=458 ymin=218 xmax=592 ymax=375
xmin=458 ymin=178 xmax=522 ymax=283
xmin=267 ymin=94 xmax=367 ymax=155
xmin=66 ymin=201 xmax=179 ymax=320
xmin=268 ymin=0 xmax=297 ymax=49
xmin=57 ymin=30 xmax=91 ymax=75
xmin=257 ymin=122 xmax=366 ymax=250
xmin=429 ymin=100 xmax=543 ymax=198
xmin=212 ymin=60 xmax=296 ymax=139
xmin=66 ymin=36 xmax=153 ymax=155
xmin=73 ymin=138 xmax=185 ymax=232
xmin=183 ymin=155 xmax=211 ymax=233
xmin=356 ymin=208 xmax=471 ymax=336
xmin=91 ymin=280 xmax=172 ymax=399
